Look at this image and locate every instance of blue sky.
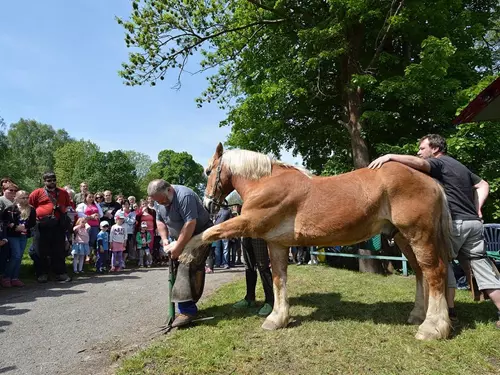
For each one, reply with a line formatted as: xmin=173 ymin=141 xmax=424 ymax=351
xmin=0 ymin=1 xmax=301 ymax=167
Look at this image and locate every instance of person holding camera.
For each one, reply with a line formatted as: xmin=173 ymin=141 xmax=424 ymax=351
xmin=29 ymin=172 xmax=72 ymax=283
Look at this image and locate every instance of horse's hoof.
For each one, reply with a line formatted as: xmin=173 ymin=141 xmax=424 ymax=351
xmin=415 ymin=329 xmax=439 ymax=341
xmin=178 ymin=253 xmax=194 ymax=264
xmin=415 ymin=321 xmax=449 ymax=340
xmin=261 ymin=319 xmax=281 ymax=331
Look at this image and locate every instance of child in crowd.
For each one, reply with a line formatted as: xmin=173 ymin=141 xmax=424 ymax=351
xmin=71 ymin=217 xmax=90 ymax=274
xmin=110 ymin=213 xmax=127 ymax=271
xmin=96 ymin=221 xmax=109 ymax=273
xmin=136 ymin=221 xmax=152 ymax=267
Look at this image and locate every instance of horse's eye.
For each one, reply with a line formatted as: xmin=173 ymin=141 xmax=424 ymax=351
xmin=205 ymin=169 xmax=211 ymax=176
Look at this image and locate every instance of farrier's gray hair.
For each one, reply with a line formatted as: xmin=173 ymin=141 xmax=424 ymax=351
xmin=147 ymin=179 xmax=171 ymax=196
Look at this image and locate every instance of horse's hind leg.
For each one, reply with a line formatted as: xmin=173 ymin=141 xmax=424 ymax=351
xmin=394 ymin=233 xmax=426 ymax=325
xmin=411 ymin=239 xmax=450 ymax=340
xmin=261 ymin=243 xmax=290 ymax=330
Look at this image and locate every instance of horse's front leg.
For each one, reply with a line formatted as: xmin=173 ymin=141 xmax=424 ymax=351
xmin=179 ymin=215 xmax=251 ymax=264
xmin=262 ymin=243 xmax=290 ymax=330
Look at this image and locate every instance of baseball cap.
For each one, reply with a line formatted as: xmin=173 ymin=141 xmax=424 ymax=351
xmin=140 ymin=221 xmax=148 ymax=228
xmin=100 ymin=221 xmax=110 ymax=229
xmin=115 ymin=212 xmax=125 ymax=219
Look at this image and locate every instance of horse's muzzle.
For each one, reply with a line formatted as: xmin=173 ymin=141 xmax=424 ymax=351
xmin=203 ymin=197 xmax=216 ymax=214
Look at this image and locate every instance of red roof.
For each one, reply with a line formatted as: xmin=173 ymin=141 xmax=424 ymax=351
xmin=454 ymin=77 xmax=500 ymax=124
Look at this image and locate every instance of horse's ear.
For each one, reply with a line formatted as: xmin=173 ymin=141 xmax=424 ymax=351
xmin=216 ymin=142 xmax=224 ymax=158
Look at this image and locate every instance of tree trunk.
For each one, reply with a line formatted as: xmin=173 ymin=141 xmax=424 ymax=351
xmin=340 ymin=24 xmax=383 ymax=274
xmin=347 ymin=86 xmax=384 ymax=273
xmin=346 ymin=87 xmax=370 ymax=169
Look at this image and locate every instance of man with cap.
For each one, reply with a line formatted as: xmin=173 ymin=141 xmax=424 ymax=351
xmin=148 ymin=179 xmax=213 ymax=327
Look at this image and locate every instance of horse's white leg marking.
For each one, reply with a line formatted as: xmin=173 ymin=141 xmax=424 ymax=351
xmin=416 ymin=292 xmax=450 ymax=340
xmin=262 ymin=243 xmax=290 ymax=330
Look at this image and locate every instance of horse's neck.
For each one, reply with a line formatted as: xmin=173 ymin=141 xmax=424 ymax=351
xmin=231 ymin=174 xmax=253 ymax=202
xmin=231 ymin=164 xmax=293 ymax=201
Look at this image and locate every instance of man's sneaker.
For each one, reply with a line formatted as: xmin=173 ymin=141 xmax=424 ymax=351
xmin=233 ymin=299 xmax=257 ymax=309
xmin=223 ymin=264 xmax=230 ymax=269
xmin=171 ymin=313 xmax=195 ymax=328
xmin=55 ymin=274 xmax=72 ymax=283
xmin=1 ymin=278 xmax=11 ymax=288
xmin=257 ymin=303 xmax=273 ymax=316
xmin=37 ymin=274 xmax=48 ymax=283
xmin=10 ymin=279 xmax=25 ymax=287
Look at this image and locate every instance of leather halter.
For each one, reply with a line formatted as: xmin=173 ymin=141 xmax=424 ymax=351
xmin=206 ymin=156 xmax=228 ymax=208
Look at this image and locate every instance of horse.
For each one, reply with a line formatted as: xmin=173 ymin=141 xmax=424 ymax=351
xmin=179 ymin=143 xmax=452 ymax=340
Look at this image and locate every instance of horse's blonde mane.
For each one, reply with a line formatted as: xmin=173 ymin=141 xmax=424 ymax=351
xmin=222 ymin=149 xmax=312 ymax=180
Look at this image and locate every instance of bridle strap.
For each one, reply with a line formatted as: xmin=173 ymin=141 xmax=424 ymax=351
xmin=207 ymin=156 xmax=228 ymax=208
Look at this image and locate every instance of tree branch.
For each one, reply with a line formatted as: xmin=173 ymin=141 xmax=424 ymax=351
xmin=365 ymin=0 xmax=404 ymax=73
xmin=138 ymin=19 xmax=285 ymax=84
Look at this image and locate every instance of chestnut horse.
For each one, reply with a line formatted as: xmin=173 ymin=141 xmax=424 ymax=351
xmin=179 ymin=143 xmax=452 ymax=340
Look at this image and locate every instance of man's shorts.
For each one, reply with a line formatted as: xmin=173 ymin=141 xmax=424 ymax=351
xmin=447 ymin=219 xmax=500 ymax=290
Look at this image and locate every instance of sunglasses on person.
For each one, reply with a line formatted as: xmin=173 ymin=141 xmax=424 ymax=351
xmin=95 ymin=196 xmax=103 ymax=199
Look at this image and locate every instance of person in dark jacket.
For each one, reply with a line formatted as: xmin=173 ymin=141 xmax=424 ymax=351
xmin=2 ymin=190 xmax=36 ymax=287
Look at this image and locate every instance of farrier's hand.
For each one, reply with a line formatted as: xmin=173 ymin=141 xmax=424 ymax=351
xmin=164 ymin=241 xmax=182 ymax=260
xmin=368 ymin=154 xmax=392 ymax=169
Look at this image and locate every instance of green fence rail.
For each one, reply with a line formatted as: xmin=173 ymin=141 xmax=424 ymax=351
xmin=310 ymin=235 xmax=409 ymax=276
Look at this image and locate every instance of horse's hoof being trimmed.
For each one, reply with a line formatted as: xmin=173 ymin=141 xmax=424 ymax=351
xmin=178 ymin=252 xmax=195 ymax=264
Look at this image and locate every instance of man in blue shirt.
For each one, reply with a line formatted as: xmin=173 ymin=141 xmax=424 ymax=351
xmin=148 ymin=179 xmax=212 ymax=327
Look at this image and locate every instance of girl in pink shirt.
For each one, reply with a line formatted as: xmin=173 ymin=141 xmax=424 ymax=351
xmin=72 ymin=217 xmax=90 ymax=273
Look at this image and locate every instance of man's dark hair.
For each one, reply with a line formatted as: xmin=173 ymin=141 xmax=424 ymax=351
xmin=42 ymin=172 xmax=57 ymax=181
xmin=419 ymin=134 xmax=447 ymax=154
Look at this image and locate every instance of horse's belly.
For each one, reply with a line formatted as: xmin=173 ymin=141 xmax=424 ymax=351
xmin=264 ymin=215 xmax=386 ymax=247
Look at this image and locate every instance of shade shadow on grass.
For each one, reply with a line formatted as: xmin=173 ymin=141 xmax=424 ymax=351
xmin=192 ymin=289 xmax=498 ymax=338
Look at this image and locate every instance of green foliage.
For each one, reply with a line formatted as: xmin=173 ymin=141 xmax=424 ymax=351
xmin=88 ymin=150 xmax=141 ymax=197
xmin=144 ymin=149 xmax=206 ymax=196
xmin=118 ymin=0 xmax=499 ymax=171
xmin=54 ymin=140 xmax=101 ymax=188
xmin=445 ymin=75 xmax=500 ymax=221
xmin=6 ymin=119 xmax=73 ymax=191
xmin=123 ymin=150 xmax=152 ymax=180
xmin=1 ymin=118 xmax=203 ymax=200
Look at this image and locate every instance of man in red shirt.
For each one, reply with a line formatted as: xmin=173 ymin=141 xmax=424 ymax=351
xmin=29 ymin=172 xmax=72 ymax=283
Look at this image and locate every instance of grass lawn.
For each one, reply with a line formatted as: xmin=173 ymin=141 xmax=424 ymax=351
xmin=117 ymin=265 xmax=500 ymax=375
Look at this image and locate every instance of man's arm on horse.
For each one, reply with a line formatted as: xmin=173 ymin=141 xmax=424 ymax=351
xmin=368 ymin=154 xmax=431 ymax=173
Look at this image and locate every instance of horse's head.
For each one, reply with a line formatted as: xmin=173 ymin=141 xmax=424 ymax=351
xmin=204 ymin=142 xmax=234 ymax=214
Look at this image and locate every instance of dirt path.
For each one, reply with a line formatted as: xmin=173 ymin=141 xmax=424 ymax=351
xmin=0 ymin=266 xmax=244 ymax=375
